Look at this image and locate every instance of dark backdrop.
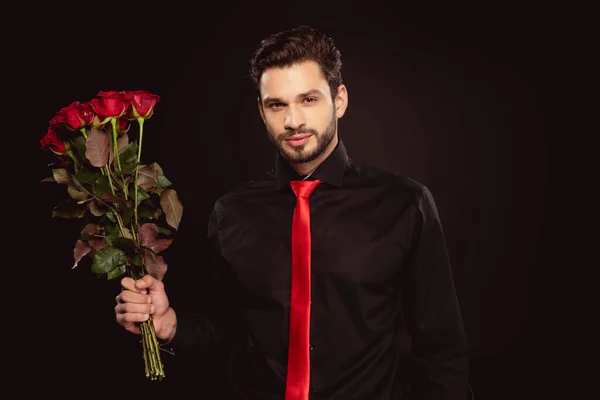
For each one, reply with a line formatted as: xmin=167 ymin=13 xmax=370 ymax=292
xmin=8 ymin=1 xmax=589 ymax=399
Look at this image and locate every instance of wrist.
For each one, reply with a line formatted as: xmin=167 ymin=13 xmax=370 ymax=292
xmin=157 ymin=307 xmax=177 ymax=342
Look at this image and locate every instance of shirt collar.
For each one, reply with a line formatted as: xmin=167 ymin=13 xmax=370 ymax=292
xmin=275 ymin=135 xmax=348 ymax=191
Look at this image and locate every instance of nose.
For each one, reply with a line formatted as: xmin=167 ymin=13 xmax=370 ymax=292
xmin=284 ymin=105 xmax=306 ymax=131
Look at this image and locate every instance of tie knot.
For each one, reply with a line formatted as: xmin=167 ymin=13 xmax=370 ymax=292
xmin=290 ymin=179 xmax=322 ymax=198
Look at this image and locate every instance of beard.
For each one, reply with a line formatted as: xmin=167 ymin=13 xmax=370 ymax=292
xmin=268 ymin=108 xmax=337 ymax=164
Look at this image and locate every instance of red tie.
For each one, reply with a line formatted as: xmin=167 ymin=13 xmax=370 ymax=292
xmin=286 ymin=179 xmax=322 ymax=400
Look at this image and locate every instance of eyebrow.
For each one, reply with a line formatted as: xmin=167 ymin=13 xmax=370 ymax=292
xmin=263 ymin=89 xmax=324 ymax=104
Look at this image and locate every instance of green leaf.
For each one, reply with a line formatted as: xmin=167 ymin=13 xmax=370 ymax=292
xmin=72 ymin=136 xmax=88 ymax=162
xmin=113 ymin=237 xmax=137 ymax=257
xmin=130 ymin=253 xmax=143 ymax=268
xmin=138 ymin=208 xmax=157 ymax=220
xmin=107 ymin=265 xmax=127 ymax=280
xmin=92 ymin=175 xmax=111 ymax=198
xmin=158 ymin=175 xmax=172 ymax=188
xmin=120 ymin=162 xmax=140 ymax=175
xmin=156 ymin=164 xmax=172 ymax=188
xmin=119 ymin=141 xmax=139 ymax=167
xmin=105 ymin=224 xmax=120 ymax=246
xmin=52 ymin=168 xmax=70 ymax=184
xmin=90 ymin=247 xmax=127 ymax=274
xmin=75 ymin=167 xmax=101 ymax=184
xmin=105 ymin=211 xmax=117 ymax=223
xmin=138 ymin=199 xmax=160 ymax=220
xmin=157 ymin=226 xmax=173 ymax=236
xmin=116 ymin=139 xmax=139 ymax=175
xmin=121 ymin=204 xmax=135 ymax=225
xmin=67 ymin=182 xmax=90 ymax=201
xmin=52 ymin=200 xmax=86 ymax=219
xmin=70 ymin=174 xmax=87 ymax=192
xmin=135 ymin=188 xmax=150 ymax=206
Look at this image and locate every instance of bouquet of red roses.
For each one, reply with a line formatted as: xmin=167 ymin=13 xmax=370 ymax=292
xmin=40 ymin=90 xmax=183 ymax=380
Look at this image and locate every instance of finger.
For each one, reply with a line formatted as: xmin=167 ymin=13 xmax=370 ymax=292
xmin=116 ymin=290 xmax=152 ymax=305
xmin=115 ymin=300 xmax=153 ymax=314
xmin=115 ymin=302 xmax=155 ymax=316
xmin=120 ymin=276 xmax=136 ymax=291
xmin=115 ymin=312 xmax=144 ymax=335
xmin=134 ymin=275 xmax=164 ymax=294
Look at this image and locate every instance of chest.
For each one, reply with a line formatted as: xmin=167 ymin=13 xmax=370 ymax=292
xmin=218 ymin=188 xmax=413 ymax=301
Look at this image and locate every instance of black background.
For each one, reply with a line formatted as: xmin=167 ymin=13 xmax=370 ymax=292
xmin=8 ymin=1 xmax=592 ymax=399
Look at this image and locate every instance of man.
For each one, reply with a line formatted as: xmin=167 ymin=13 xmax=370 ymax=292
xmin=115 ymin=25 xmax=469 ymax=399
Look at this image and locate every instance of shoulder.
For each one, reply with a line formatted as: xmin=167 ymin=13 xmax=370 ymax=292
xmin=212 ymin=169 xmax=276 ymax=207
xmin=346 ymin=159 xmax=430 ymax=200
xmin=207 ymin=170 xmax=275 ymax=234
xmin=349 ymin=161 xmax=444 ymax=231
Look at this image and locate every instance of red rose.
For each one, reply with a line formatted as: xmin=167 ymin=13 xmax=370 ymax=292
xmin=40 ymin=128 xmax=67 ymax=154
xmin=49 ymin=114 xmax=65 ymax=129
xmin=90 ymin=91 xmax=132 ymax=119
xmin=117 ymin=116 xmax=130 ymax=133
xmin=59 ymin=101 xmax=96 ymax=130
xmin=79 ymin=102 xmax=96 ymax=125
xmin=128 ymin=90 xmax=160 ymax=119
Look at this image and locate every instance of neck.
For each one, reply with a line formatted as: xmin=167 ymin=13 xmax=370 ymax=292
xmin=291 ymin=133 xmax=339 ymax=175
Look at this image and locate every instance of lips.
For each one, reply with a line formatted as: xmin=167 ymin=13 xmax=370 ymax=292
xmin=285 ymin=134 xmax=311 ymax=141
xmin=284 ymin=134 xmax=311 ymax=147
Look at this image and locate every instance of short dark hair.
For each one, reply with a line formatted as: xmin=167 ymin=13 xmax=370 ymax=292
xmin=249 ymin=25 xmax=343 ymax=101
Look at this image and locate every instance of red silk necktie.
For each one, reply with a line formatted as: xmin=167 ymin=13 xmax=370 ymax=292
xmin=285 ymin=179 xmax=322 ymax=400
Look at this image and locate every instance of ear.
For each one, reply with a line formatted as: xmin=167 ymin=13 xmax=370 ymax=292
xmin=257 ymin=97 xmax=266 ymax=125
xmin=334 ymin=84 xmax=348 ymax=119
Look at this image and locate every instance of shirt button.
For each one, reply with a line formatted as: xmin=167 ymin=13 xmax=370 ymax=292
xmin=309 ymin=345 xmax=314 ymax=351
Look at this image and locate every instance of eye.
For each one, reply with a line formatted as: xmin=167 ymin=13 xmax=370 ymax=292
xmin=303 ymin=97 xmax=317 ymax=104
xmin=268 ymin=102 xmax=284 ymax=110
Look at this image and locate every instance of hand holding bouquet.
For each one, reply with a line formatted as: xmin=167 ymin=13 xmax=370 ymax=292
xmin=40 ymin=90 xmax=183 ymax=380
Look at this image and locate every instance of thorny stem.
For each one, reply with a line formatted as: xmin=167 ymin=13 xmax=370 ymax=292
xmin=131 ymin=222 xmax=138 ymax=243
xmin=111 ymin=118 xmax=128 ymax=200
xmin=134 ymin=117 xmax=144 ymax=242
xmin=105 ymin=163 xmax=116 ymax=196
xmin=113 ymin=210 xmax=128 ymax=239
xmin=141 ymin=319 xmax=164 ymax=379
xmin=128 ymin=267 xmax=164 ymax=380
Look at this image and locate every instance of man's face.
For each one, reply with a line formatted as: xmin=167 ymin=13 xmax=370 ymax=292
xmin=258 ymin=60 xmax=339 ymax=165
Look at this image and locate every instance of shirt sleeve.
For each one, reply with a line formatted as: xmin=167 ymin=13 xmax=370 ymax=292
xmin=402 ymin=188 xmax=470 ymax=399
xmin=168 ymin=199 xmax=242 ymax=355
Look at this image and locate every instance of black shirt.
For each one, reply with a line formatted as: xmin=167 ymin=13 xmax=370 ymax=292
xmin=170 ymin=137 xmax=469 ymax=399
